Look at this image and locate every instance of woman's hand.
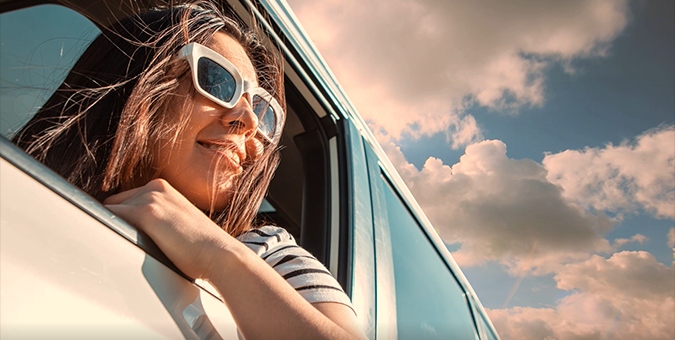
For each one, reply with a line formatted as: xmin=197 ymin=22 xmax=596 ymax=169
xmin=104 ymin=178 xmax=231 ymax=280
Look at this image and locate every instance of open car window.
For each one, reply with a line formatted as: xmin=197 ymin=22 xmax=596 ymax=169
xmin=0 ymin=3 xmax=335 ymax=269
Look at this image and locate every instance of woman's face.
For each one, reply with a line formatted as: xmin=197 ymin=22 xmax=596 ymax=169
xmin=153 ymin=32 xmax=263 ymax=211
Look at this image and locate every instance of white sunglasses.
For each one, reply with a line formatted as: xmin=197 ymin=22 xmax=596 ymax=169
xmin=176 ymin=42 xmax=285 ymax=144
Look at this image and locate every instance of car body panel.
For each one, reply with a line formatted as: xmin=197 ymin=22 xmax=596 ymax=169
xmin=1 ymin=141 xmax=239 ymax=339
xmin=257 ymin=0 xmax=498 ymax=336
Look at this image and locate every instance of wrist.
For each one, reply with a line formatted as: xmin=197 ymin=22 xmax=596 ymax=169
xmin=203 ymin=237 xmax=253 ymax=286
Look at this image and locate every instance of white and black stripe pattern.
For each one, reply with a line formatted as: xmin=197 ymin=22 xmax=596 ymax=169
xmin=237 ymin=226 xmax=354 ymax=311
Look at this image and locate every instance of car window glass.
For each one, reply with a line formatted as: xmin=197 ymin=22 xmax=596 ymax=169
xmin=381 ymin=175 xmax=477 ymax=339
xmin=0 ymin=4 xmax=99 ymax=138
xmin=258 ymin=198 xmax=276 ymax=213
xmin=478 ymin=311 xmax=499 ymax=340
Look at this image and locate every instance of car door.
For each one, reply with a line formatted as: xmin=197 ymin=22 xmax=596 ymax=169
xmin=0 ymin=0 xmax=351 ymax=338
xmin=0 ymin=3 xmax=242 ymax=338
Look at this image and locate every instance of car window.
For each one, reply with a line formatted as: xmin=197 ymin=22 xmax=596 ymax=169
xmin=0 ymin=4 xmax=99 ymax=138
xmin=0 ymin=4 xmax=303 ymax=222
xmin=477 ymin=310 xmax=499 ymax=340
xmin=381 ymin=175 xmax=478 ymax=339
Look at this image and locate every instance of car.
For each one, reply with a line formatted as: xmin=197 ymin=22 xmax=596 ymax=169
xmin=0 ymin=0 xmax=500 ymax=338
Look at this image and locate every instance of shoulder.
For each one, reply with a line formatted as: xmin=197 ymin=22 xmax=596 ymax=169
xmin=237 ymin=226 xmax=315 ymax=267
xmin=237 ymin=226 xmax=354 ymax=311
xmin=237 ymin=225 xmax=297 ymax=256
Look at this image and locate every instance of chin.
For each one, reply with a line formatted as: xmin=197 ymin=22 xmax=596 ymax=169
xmin=191 ymin=173 xmax=238 ymax=213
xmin=199 ymin=186 xmax=234 ymax=213
xmin=210 ymin=197 xmax=232 ymax=213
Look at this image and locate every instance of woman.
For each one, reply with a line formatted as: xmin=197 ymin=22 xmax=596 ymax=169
xmin=13 ymin=2 xmax=365 ymax=339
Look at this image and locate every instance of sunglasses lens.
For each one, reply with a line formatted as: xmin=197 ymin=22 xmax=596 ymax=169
xmin=197 ymin=57 xmax=236 ymax=103
xmin=252 ymin=94 xmax=277 ymax=141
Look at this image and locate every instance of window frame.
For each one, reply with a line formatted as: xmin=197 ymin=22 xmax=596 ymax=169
xmin=0 ymin=0 xmax=340 ymax=300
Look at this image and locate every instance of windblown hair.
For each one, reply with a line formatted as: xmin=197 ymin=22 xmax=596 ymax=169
xmin=12 ymin=1 xmax=285 ymax=237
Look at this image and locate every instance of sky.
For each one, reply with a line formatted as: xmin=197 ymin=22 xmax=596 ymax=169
xmin=285 ymin=0 xmax=674 ymax=339
xmin=0 ymin=1 xmax=672 ymax=339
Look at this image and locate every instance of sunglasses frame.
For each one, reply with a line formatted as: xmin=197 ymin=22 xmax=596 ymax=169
xmin=176 ymin=42 xmax=285 ymax=144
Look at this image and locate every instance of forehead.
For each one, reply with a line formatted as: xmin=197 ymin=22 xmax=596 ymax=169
xmin=208 ymin=32 xmax=257 ymax=86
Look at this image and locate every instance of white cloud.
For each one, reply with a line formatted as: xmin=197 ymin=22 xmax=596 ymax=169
xmin=489 ymin=251 xmax=675 ymax=340
xmin=668 ymin=228 xmax=675 ymax=249
xmin=542 ymin=126 xmax=675 ymax=220
xmin=611 ymin=234 xmax=647 ymax=249
xmin=379 ymin=136 xmax=613 ymax=273
xmin=556 ymin=251 xmax=674 ymax=300
xmin=287 ymin=0 xmax=630 ymax=145
xmin=374 ymin=126 xmax=673 ymax=273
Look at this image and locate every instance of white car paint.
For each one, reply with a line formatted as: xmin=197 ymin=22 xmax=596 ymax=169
xmin=0 ymin=157 xmax=239 ymax=339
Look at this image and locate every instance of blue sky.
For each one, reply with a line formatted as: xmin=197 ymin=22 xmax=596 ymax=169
xmin=485 ymin=0 xmax=671 ymax=270
xmin=398 ymin=0 xmax=675 ymax=269
xmin=0 ymin=1 xmax=671 ymax=339
xmin=400 ymin=0 xmax=674 ymax=166
xmin=288 ymin=0 xmax=674 ymax=338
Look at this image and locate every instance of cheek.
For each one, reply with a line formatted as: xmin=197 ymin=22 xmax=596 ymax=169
xmin=164 ymin=79 xmax=198 ymax=130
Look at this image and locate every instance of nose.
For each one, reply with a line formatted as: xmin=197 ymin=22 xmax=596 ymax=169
xmin=221 ymin=93 xmax=258 ymax=138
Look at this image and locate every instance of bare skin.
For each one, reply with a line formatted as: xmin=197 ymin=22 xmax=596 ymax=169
xmin=104 ymin=32 xmax=366 ymax=340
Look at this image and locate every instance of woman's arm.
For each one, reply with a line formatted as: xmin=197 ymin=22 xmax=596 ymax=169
xmin=104 ymin=179 xmax=366 ymax=340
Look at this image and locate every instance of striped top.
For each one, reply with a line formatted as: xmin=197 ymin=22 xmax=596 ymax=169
xmin=237 ymin=225 xmax=354 ymax=311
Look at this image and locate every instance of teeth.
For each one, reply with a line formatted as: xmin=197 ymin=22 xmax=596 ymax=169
xmin=199 ymin=142 xmax=225 ymax=151
xmin=200 ymin=142 xmax=240 ymax=164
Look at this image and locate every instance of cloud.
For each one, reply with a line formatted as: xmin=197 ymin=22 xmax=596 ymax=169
xmin=287 ymin=0 xmax=630 ymax=144
xmin=668 ymin=228 xmax=675 ymax=249
xmin=378 ymin=135 xmax=613 ymax=273
xmin=611 ymin=234 xmax=647 ymax=249
xmin=542 ymin=126 xmax=675 ymax=219
xmin=488 ymin=251 xmax=675 ymax=340
xmin=374 ymin=125 xmax=673 ymax=275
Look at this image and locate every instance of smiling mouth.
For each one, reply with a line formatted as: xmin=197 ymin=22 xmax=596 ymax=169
xmin=197 ymin=141 xmax=242 ymax=170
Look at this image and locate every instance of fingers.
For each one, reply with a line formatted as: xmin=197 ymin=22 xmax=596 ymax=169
xmin=105 ymin=203 xmax=145 ymax=230
xmin=104 ymin=178 xmax=174 ymax=205
xmin=104 ymin=179 xmax=176 ymax=230
xmin=104 ymin=186 xmax=145 ymax=205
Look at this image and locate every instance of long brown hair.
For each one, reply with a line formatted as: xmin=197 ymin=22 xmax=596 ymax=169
xmin=12 ymin=1 xmax=285 ymax=237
